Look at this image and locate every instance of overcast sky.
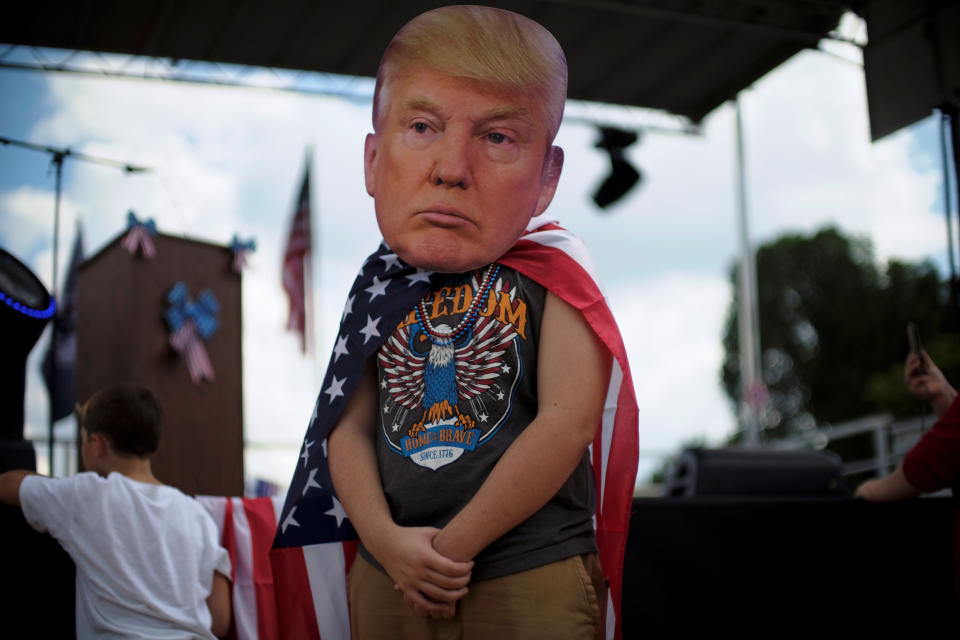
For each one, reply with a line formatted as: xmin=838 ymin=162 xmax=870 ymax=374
xmin=0 ymin=20 xmax=950 ymax=490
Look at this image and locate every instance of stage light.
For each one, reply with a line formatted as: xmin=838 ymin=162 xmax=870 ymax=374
xmin=592 ymin=126 xmax=642 ymax=209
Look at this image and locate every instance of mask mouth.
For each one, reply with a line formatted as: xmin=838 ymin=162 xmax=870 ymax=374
xmin=418 ymin=205 xmax=466 ymax=217
xmin=415 ymin=210 xmax=474 ymax=230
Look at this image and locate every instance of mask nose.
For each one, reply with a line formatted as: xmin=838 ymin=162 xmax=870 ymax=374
xmin=429 ymin=131 xmax=471 ymax=189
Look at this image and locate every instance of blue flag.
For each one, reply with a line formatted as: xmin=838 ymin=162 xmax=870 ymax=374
xmin=42 ymin=223 xmax=84 ymax=421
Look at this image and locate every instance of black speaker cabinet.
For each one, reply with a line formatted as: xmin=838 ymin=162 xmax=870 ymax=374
xmin=665 ymin=447 xmax=848 ymax=498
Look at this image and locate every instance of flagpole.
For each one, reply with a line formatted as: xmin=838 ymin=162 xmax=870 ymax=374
xmin=47 ymin=152 xmax=64 ymax=475
xmin=734 ymin=94 xmax=763 ymax=446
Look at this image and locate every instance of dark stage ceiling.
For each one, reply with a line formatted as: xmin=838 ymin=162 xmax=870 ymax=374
xmin=3 ymin=0 xmax=855 ymax=125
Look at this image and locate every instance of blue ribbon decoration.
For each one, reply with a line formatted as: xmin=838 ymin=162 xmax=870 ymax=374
xmin=126 ymin=210 xmax=157 ymax=235
xmin=165 ymin=282 xmax=220 ymax=341
xmin=229 ymin=234 xmax=257 ymax=254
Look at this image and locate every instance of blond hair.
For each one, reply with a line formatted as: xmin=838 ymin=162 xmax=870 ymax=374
xmin=372 ymin=5 xmax=567 ymax=142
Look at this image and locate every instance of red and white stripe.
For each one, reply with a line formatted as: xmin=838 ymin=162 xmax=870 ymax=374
xmin=271 ymin=541 xmax=358 ymax=640
xmin=121 ymin=226 xmax=157 ymax=258
xmin=233 ymin=250 xmax=251 ymax=274
xmin=198 ymin=496 xmax=286 ymax=640
xmin=497 ymin=214 xmax=640 ymax=640
xmin=170 ymin=321 xmax=215 ymax=384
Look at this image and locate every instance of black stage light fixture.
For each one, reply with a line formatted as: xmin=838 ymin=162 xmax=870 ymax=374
xmin=0 ymin=248 xmax=54 ymax=472
xmin=592 ymin=126 xmax=642 ymax=209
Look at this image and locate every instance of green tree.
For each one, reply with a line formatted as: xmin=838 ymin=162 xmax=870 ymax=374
xmin=722 ymin=226 xmax=960 ymax=442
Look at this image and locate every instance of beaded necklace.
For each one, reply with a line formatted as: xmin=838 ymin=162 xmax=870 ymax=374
xmin=415 ymin=263 xmax=501 ymax=346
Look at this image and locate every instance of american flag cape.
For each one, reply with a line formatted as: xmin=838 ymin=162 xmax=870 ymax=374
xmin=270 ymin=215 xmax=639 ymax=640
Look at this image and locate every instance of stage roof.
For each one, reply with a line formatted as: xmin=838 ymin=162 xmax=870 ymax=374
xmin=3 ymin=0 xmax=853 ymax=124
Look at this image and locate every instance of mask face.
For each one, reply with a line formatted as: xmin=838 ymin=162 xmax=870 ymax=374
xmin=365 ymin=67 xmax=561 ymax=273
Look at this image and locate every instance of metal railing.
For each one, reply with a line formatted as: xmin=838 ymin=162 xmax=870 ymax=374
xmin=769 ymin=413 xmax=929 ymax=478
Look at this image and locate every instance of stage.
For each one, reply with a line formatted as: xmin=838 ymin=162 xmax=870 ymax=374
xmin=5 ymin=495 xmax=956 ymax=635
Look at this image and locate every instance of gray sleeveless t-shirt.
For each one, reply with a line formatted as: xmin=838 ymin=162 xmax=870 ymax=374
xmin=360 ymin=265 xmax=597 ymax=580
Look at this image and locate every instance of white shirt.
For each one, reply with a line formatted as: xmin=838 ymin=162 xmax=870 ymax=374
xmin=21 ymin=472 xmax=231 ymax=639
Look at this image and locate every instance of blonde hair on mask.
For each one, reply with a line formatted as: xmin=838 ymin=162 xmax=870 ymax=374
xmin=372 ymin=5 xmax=567 ymax=143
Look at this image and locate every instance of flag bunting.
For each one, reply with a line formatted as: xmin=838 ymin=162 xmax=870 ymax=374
xmin=121 ymin=210 xmax=157 ymax=258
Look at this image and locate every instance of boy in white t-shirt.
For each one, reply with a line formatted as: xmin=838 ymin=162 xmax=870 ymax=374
xmin=0 ymin=384 xmax=232 ymax=639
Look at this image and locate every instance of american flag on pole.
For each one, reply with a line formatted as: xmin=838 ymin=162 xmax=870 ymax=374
xmin=42 ymin=221 xmax=84 ymax=421
xmin=282 ymin=161 xmax=312 ymax=353
xmin=271 ymin=215 xmax=639 ymax=640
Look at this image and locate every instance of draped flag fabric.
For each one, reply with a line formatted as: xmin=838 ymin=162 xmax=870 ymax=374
xmin=42 ymin=223 xmax=84 ymax=421
xmin=282 ymin=165 xmax=312 ymax=353
xmin=165 ymin=283 xmax=220 ymax=384
xmin=271 ymin=214 xmax=639 ymax=640
xmin=121 ymin=211 xmax=157 ymax=258
xmin=230 ymin=235 xmax=257 ymax=274
xmin=197 ymin=496 xmax=285 ymax=640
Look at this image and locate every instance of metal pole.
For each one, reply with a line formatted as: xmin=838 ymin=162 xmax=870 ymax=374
xmin=48 ymin=151 xmax=65 ymax=475
xmin=939 ymin=108 xmax=959 ymax=332
xmin=872 ymin=419 xmax=890 ymax=477
xmin=945 ymin=103 xmax=960 ymax=335
xmin=734 ymin=95 xmax=763 ymax=445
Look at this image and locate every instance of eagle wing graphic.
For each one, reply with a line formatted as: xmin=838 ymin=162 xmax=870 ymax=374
xmin=377 ymin=322 xmax=426 ymax=410
xmin=454 ymin=281 xmax=519 ymax=400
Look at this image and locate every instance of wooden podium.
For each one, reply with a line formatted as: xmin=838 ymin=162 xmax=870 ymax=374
xmin=76 ymin=232 xmax=243 ymax=496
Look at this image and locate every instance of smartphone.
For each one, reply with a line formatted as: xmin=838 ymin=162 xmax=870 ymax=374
xmin=907 ymin=322 xmax=925 ymax=372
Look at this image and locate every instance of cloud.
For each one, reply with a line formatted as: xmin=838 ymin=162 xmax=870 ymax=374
xmin=738 ymin=49 xmax=945 ymax=265
xmin=548 ymin=109 xmax=739 ymax=284
xmin=0 ymin=186 xmax=81 ymax=281
xmin=4 ymin=74 xmax=376 ymax=475
xmin=550 ymin=43 xmax=945 ymax=290
xmin=1 ymin=34 xmax=947 ymax=490
xmin=609 ymin=273 xmax=735 ymax=450
xmin=607 ymin=273 xmax=734 ymax=485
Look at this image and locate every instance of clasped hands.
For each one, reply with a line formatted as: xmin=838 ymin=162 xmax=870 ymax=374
xmin=376 ymin=525 xmax=474 ymax=619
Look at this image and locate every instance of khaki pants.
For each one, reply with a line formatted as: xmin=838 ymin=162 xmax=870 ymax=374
xmin=347 ymin=553 xmax=606 ymax=640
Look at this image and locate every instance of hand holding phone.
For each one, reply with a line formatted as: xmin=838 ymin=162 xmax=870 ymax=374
xmin=907 ymin=322 xmax=925 ymax=373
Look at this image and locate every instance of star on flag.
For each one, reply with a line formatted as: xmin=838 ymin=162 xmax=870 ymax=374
xmin=324 ymin=497 xmax=348 ymax=528
xmin=342 ymin=294 xmax=355 ymax=320
xmin=365 ymin=275 xmax=389 ymax=301
xmin=381 ymin=253 xmax=401 ymax=271
xmin=302 ymin=468 xmax=322 ymax=496
xmin=281 ymin=506 xmax=300 ymax=534
xmin=333 ymin=335 xmax=349 ymax=362
xmin=300 ymin=439 xmax=314 ymax=468
xmin=324 ymin=376 xmax=346 ymax=403
xmin=359 ymin=315 xmax=381 ymax=344
xmin=406 ymin=269 xmax=433 ymax=286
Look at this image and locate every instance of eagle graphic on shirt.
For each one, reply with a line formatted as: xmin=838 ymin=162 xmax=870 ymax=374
xmin=377 ymin=273 xmax=526 ymax=470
